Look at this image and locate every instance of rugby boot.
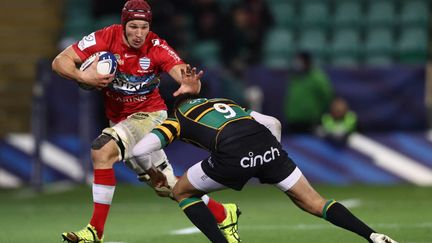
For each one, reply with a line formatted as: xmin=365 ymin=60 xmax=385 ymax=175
xmin=370 ymin=233 xmax=398 ymax=243
xmin=219 ymin=203 xmax=241 ymax=243
xmin=61 ymin=224 xmax=103 ymax=243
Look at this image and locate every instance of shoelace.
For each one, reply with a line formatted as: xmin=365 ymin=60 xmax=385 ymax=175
xmin=228 ymin=224 xmax=240 ymax=241
xmin=222 ymin=215 xmax=240 ymax=241
xmin=74 ymin=227 xmax=97 ymax=242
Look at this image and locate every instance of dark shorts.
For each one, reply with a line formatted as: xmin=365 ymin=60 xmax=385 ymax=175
xmin=201 ymin=121 xmax=297 ymax=190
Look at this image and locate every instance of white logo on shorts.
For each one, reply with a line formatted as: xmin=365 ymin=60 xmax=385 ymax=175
xmin=207 ymin=157 xmax=214 ymax=168
xmin=240 ymin=147 xmax=280 ymax=168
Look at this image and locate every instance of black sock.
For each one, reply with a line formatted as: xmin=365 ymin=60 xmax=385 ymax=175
xmin=323 ymin=200 xmax=375 ymax=242
xmin=179 ymin=197 xmax=227 ymax=243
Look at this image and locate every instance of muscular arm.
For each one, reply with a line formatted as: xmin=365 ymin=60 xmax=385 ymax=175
xmin=168 ymin=64 xmax=203 ymax=96
xmin=51 ymin=46 xmax=85 ymax=82
xmin=131 ymin=133 xmax=163 ymax=170
xmin=131 ymin=133 xmax=169 ymax=189
xmin=250 ymin=111 xmax=282 ymax=142
xmin=131 ymin=117 xmax=179 ymax=171
xmin=51 ymin=46 xmax=114 ymax=89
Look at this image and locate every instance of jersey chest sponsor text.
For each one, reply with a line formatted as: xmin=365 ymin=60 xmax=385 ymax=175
xmin=110 ymin=72 xmax=159 ymax=95
xmin=240 ymin=147 xmax=280 ymax=168
xmin=105 ymin=90 xmax=147 ymax=103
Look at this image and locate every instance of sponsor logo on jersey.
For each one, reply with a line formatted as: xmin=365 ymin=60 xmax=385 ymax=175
xmin=110 ymin=73 xmax=160 ymax=95
xmin=124 ymin=53 xmax=136 ymax=58
xmin=151 ymin=39 xmax=160 ymax=46
xmin=159 ymin=44 xmax=181 ymax=62
xmin=240 ymin=147 xmax=280 ymax=168
xmin=105 ymin=90 xmax=147 ymax=103
xmin=114 ymin=54 xmax=124 ymax=65
xmin=77 ymin=32 xmax=96 ymax=51
xmin=137 ymin=69 xmax=153 ymax=73
xmin=188 ymin=98 xmax=206 ymax=104
xmin=139 ymin=57 xmax=151 ymax=70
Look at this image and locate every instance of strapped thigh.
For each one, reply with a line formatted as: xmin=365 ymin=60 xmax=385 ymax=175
xmin=97 ymin=127 xmax=126 ymax=161
xmin=111 ymin=111 xmax=167 ymax=161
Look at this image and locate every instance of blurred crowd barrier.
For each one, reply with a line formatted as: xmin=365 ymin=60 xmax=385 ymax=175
xmin=40 ymin=64 xmax=426 ymax=137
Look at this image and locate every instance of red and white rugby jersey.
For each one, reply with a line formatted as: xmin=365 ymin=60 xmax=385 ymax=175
xmin=72 ymin=25 xmax=185 ymax=123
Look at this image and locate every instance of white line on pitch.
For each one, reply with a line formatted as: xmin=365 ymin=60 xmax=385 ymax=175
xmin=339 ymin=198 xmax=362 ymax=208
xmin=170 ymin=227 xmax=200 ymax=235
xmin=170 ymin=222 xmax=432 ymax=235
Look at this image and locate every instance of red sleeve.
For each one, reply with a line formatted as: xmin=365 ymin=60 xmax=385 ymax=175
xmin=151 ymin=38 xmax=185 ymax=73
xmin=71 ymin=26 xmax=113 ymax=61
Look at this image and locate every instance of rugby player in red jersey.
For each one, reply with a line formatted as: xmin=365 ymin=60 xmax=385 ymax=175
xmin=52 ymin=0 xmax=239 ymax=242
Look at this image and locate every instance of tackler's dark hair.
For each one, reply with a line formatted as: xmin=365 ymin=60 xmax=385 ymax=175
xmin=174 ymin=93 xmax=200 ymax=109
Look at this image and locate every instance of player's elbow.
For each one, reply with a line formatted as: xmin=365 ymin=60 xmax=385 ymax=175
xmin=267 ymin=116 xmax=282 ymax=139
xmin=269 ymin=116 xmax=282 ymax=133
xmin=51 ymin=56 xmax=60 ymax=72
xmin=51 ymin=54 xmax=67 ymax=74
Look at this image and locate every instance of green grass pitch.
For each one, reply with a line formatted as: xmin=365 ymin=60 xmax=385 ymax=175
xmin=0 ymin=184 xmax=430 ymax=242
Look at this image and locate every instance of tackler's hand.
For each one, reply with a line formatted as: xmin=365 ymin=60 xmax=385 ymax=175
xmin=173 ymin=64 xmax=203 ymax=97
xmin=146 ymin=166 xmax=169 ymax=188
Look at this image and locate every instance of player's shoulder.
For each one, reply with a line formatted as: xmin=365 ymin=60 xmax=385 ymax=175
xmin=88 ymin=24 xmax=122 ymax=45
xmin=97 ymin=24 xmax=122 ymax=36
xmin=210 ymin=97 xmax=237 ymax=104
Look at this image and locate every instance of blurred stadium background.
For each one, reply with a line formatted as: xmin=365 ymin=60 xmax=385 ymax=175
xmin=0 ymin=0 xmax=431 ymax=242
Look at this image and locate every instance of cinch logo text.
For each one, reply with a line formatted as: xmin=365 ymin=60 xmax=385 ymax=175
xmin=240 ymin=147 xmax=280 ymax=168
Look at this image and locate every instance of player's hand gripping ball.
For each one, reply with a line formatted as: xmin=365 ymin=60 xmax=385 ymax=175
xmin=78 ymin=51 xmax=117 ymax=90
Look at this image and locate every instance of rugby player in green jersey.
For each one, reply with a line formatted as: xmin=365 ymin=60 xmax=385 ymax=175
xmin=130 ymin=72 xmax=397 ymax=243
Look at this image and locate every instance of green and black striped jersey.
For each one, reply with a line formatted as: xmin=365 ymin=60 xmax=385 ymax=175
xmin=151 ymin=98 xmax=253 ymax=151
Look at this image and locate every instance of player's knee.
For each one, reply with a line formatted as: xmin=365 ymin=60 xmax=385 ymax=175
xmin=91 ymin=143 xmax=118 ymax=168
xmin=91 ymin=132 xmax=120 ymax=164
xmin=91 ymin=150 xmax=113 ymax=167
xmin=171 ymin=184 xmax=181 ymax=202
xmin=91 ymin=133 xmax=112 ymax=150
xmin=172 ymin=183 xmax=187 ymax=202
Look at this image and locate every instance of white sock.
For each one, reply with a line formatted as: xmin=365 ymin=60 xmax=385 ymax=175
xmin=93 ymin=184 xmax=115 ymax=205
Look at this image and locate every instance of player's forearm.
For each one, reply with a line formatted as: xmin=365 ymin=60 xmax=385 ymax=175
xmin=169 ymin=63 xmax=188 ymax=84
xmin=132 ymin=133 xmax=163 ymax=170
xmin=169 ymin=64 xmax=201 ymax=94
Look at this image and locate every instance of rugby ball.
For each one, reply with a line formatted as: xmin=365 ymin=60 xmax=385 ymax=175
xmin=78 ymin=51 xmax=117 ymax=90
xmin=79 ymin=51 xmax=117 ymax=75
